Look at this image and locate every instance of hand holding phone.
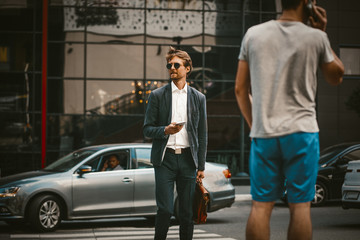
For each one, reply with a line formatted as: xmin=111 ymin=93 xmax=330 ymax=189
xmin=175 ymin=121 xmax=186 ymax=126
xmin=307 ymin=1 xmax=327 ymax=32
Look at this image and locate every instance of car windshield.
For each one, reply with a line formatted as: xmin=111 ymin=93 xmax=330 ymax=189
xmin=319 ymin=145 xmax=348 ymax=165
xmin=44 ymin=149 xmax=96 ymax=172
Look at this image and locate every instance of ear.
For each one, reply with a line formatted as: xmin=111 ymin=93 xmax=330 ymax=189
xmin=186 ymin=66 xmax=190 ymax=73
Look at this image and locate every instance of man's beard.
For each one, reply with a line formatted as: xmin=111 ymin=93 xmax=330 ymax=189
xmin=170 ymin=73 xmax=180 ymax=81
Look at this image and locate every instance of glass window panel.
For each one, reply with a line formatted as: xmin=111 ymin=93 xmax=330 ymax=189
xmin=59 ymin=42 xmax=85 ymax=78
xmin=48 ymin=42 xmax=67 ymax=77
xmin=145 ymin=10 xmax=203 ymax=41
xmin=145 ymin=45 xmax=171 ymax=80
xmin=340 ymin=48 xmax=360 ymax=75
xmin=261 ymin=13 xmax=277 ymax=22
xmin=0 ymin=3 xmax=40 ymax=31
xmin=244 ymin=13 xmax=261 ymax=31
xmin=261 ymin=0 xmax=278 ymax=12
xmin=0 ymin=73 xmax=29 ymax=112
xmin=0 ymin=152 xmax=41 ymax=177
xmin=47 ymin=114 xmax=85 ymax=154
xmin=186 ymin=46 xmax=238 ymax=98
xmin=64 ymin=79 xmax=84 ymax=114
xmin=84 ymin=115 xmax=144 ymax=146
xmin=206 ymin=116 xmax=248 ymax=174
xmin=213 ymin=0 xmax=243 ymax=11
xmin=0 ymin=33 xmax=38 ymax=72
xmin=47 ymin=78 xmax=64 ymax=114
xmin=86 ymin=44 xmax=144 ymax=79
xmin=0 ymin=72 xmax=41 ymax=113
xmin=48 ymin=5 xmax=66 ymax=41
xmin=30 ymin=73 xmax=42 ymax=112
xmin=62 ymin=5 xmax=145 ymax=42
xmin=86 ymin=80 xmax=144 ymax=115
xmin=149 ymin=0 xmax=200 ymax=10
xmin=0 ymin=112 xmax=39 ymax=150
xmin=204 ymin=12 xmax=242 ymax=46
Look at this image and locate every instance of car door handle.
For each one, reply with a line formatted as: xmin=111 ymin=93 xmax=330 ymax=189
xmin=122 ymin=177 xmax=133 ymax=183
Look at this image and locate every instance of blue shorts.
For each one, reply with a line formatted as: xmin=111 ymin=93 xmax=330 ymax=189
xmin=249 ymin=132 xmax=319 ymax=203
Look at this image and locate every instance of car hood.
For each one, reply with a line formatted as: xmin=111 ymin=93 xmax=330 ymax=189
xmin=0 ymin=170 xmax=56 ymax=186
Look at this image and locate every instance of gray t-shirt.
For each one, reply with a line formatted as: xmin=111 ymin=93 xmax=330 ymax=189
xmin=239 ymin=20 xmax=334 ymax=138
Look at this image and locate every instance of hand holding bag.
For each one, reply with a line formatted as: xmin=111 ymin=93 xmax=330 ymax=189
xmin=193 ymin=181 xmax=209 ymax=224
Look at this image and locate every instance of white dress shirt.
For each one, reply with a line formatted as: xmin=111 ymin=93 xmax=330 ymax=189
xmin=167 ymin=81 xmax=190 ymax=149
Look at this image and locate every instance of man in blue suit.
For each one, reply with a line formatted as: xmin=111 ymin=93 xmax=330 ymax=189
xmin=143 ymin=46 xmax=207 ymax=240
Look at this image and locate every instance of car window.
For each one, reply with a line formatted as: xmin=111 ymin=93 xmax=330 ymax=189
xmin=99 ymin=150 xmax=130 ymax=172
xmin=319 ymin=146 xmax=349 ymax=165
xmin=342 ymin=149 xmax=360 ymax=162
xmin=45 ymin=150 xmax=96 ymax=172
xmin=135 ymin=148 xmax=152 ymax=169
xmin=84 ymin=156 xmax=103 ymax=172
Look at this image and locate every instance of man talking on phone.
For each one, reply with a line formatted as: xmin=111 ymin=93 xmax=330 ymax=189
xmin=235 ymin=0 xmax=344 ymax=239
xmin=143 ymin=46 xmax=207 ymax=240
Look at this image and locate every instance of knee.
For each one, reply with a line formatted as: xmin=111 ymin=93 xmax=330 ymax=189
xmin=251 ymin=200 xmax=275 ymax=217
xmin=157 ymin=207 xmax=173 ymax=218
xmin=288 ymin=202 xmax=311 ymax=215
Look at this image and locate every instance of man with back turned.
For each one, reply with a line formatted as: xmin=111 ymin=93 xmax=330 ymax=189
xmin=143 ymin=46 xmax=207 ymax=240
xmin=235 ymin=0 xmax=344 ymax=239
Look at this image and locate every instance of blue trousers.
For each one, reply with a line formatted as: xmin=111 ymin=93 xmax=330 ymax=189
xmin=154 ymin=150 xmax=196 ymax=240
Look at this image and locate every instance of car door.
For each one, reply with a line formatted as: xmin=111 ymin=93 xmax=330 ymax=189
xmin=332 ymin=149 xmax=360 ymax=198
xmin=71 ymin=149 xmax=135 ymax=218
xmin=132 ymin=147 xmax=157 ymax=215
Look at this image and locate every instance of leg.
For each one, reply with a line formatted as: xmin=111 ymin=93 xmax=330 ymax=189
xmin=288 ymin=202 xmax=312 ymax=240
xmin=246 ymin=200 xmax=275 ymax=240
xmin=154 ymin=152 xmax=177 ymax=240
xmin=176 ymin=151 xmax=196 ymax=240
xmin=247 ymin=138 xmax=283 ymax=240
xmin=279 ymin=133 xmax=318 ymax=240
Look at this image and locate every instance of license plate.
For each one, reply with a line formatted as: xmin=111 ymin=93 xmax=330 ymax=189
xmin=345 ymin=191 xmax=359 ymax=200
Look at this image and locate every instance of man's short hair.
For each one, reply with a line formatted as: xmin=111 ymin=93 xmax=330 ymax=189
xmin=109 ymin=154 xmax=119 ymax=161
xmin=166 ymin=46 xmax=193 ymax=76
xmin=281 ymin=0 xmax=302 ymax=10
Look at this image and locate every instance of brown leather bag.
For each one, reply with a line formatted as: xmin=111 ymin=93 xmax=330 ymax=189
xmin=193 ymin=181 xmax=210 ymax=224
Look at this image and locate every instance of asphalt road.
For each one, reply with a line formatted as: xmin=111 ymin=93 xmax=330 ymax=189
xmin=1 ymin=186 xmax=360 ymax=240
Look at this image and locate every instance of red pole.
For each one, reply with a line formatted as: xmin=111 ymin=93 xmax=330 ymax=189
xmin=41 ymin=0 xmax=48 ymax=168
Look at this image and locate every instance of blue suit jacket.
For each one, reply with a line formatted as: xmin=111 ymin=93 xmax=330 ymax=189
xmin=143 ymin=83 xmax=208 ymax=171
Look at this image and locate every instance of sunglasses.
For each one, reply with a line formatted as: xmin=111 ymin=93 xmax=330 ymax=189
xmin=166 ymin=62 xmax=182 ymax=69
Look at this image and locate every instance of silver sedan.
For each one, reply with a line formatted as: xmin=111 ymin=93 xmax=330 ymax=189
xmin=0 ymin=143 xmax=235 ymax=232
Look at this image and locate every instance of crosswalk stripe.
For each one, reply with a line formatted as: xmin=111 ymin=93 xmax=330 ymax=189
xmin=10 ymin=226 xmax=237 ymax=240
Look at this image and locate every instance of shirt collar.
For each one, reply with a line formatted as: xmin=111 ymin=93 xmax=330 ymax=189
xmin=171 ymin=81 xmax=188 ymax=93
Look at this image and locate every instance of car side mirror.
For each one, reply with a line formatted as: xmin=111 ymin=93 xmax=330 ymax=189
xmin=77 ymin=165 xmax=92 ymax=176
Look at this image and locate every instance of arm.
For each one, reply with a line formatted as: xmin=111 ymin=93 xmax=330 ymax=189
xmin=310 ymin=6 xmax=344 ymax=86
xmin=143 ymin=92 xmax=168 ymax=140
xmin=321 ymin=49 xmax=344 ymax=86
xmin=234 ymin=60 xmax=253 ymax=129
xmin=197 ymin=94 xmax=208 ymax=173
xmin=101 ymin=160 xmax=108 ymax=171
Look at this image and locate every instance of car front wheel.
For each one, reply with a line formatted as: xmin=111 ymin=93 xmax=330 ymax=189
xmin=28 ymin=195 xmax=62 ymax=232
xmin=312 ymin=182 xmax=327 ymax=207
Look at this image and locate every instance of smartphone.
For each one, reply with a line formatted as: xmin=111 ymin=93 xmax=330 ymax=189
xmin=306 ymin=0 xmax=317 ymax=21
xmin=175 ymin=121 xmax=186 ymax=126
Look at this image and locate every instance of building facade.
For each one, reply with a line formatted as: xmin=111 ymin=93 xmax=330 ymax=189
xmin=0 ymin=0 xmax=359 ymax=177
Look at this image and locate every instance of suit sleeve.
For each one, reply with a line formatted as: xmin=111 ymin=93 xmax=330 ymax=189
xmin=197 ymin=94 xmax=208 ymax=171
xmin=143 ymin=91 xmax=169 ymax=140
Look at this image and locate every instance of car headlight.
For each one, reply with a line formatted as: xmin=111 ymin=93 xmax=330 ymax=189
xmin=0 ymin=187 xmax=20 ymax=197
